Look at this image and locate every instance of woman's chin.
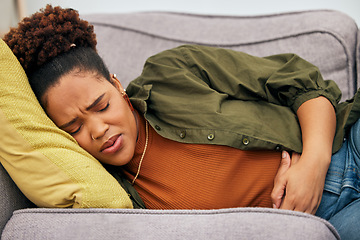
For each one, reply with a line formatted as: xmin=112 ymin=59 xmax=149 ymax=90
xmin=98 ymin=150 xmax=134 ymax=166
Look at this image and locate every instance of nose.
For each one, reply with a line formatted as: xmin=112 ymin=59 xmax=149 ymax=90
xmin=88 ymin=117 xmax=109 ymax=140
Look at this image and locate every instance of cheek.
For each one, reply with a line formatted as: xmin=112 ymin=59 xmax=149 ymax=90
xmin=120 ymin=107 xmax=137 ymax=134
xmin=73 ymin=134 xmax=93 ymax=153
xmin=113 ymin=97 xmax=136 ymax=125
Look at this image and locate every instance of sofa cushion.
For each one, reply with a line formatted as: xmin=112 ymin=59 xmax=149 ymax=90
xmin=0 ymin=39 xmax=132 ymax=209
xmin=84 ymin=10 xmax=358 ymax=100
xmin=2 ymin=208 xmax=340 ymax=240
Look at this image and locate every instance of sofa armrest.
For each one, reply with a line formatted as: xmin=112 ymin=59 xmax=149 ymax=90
xmin=2 ymin=207 xmax=340 ymax=239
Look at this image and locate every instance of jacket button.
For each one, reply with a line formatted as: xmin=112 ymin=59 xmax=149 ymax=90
xmin=179 ymin=131 xmax=186 ymax=139
xmin=207 ymin=133 xmax=215 ymax=141
xmin=155 ymin=125 xmax=161 ymax=131
xmin=242 ymin=138 xmax=249 ymax=145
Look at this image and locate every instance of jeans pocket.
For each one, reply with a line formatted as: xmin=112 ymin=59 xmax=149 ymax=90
xmin=319 ymin=165 xmax=360 ymax=220
xmin=342 ymin=164 xmax=360 ymax=193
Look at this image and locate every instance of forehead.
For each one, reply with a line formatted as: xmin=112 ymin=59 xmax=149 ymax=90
xmin=49 ymin=72 xmax=109 ymax=104
xmin=44 ymin=72 xmax=113 ymax=124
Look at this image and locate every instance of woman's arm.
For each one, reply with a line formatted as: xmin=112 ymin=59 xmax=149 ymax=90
xmin=130 ymin=45 xmax=342 ymax=111
xmin=271 ymin=96 xmax=336 ymax=214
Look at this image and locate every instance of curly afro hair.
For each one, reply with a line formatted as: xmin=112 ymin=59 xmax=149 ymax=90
xmin=3 ymin=5 xmax=111 ymax=107
xmin=4 ymin=4 xmax=97 ymax=76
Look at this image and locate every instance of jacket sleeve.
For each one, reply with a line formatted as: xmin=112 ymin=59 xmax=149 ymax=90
xmin=135 ymin=45 xmax=342 ymax=113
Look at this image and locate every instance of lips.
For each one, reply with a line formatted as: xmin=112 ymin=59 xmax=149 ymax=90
xmin=100 ymin=134 xmax=122 ymax=154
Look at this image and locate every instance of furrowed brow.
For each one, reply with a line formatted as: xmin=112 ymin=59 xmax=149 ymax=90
xmin=86 ymin=93 xmax=105 ymax=111
xmin=59 ymin=93 xmax=105 ymax=129
xmin=59 ymin=117 xmax=78 ymax=129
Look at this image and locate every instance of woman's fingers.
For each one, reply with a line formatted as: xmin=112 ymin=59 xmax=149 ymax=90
xmin=271 ymin=151 xmax=291 ymax=209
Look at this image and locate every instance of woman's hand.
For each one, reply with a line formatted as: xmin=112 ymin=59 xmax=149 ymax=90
xmin=271 ymin=151 xmax=329 ymax=214
xmin=271 ymin=96 xmax=335 ymax=214
xmin=271 ymin=151 xmax=291 ymax=210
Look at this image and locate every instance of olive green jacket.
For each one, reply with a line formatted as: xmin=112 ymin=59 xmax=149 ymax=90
xmin=127 ymin=45 xmax=360 ymax=154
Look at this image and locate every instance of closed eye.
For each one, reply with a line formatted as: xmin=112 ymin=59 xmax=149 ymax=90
xmin=70 ymin=124 xmax=82 ymax=136
xmin=99 ymin=102 xmax=109 ymax=112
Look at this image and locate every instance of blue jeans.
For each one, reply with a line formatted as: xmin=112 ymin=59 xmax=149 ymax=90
xmin=316 ymin=119 xmax=360 ymax=240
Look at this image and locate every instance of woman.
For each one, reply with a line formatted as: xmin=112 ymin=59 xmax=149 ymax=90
xmin=4 ymin=5 xmax=360 ymax=239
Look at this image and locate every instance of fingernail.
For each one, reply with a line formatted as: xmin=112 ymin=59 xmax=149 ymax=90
xmin=282 ymin=151 xmax=287 ymax=159
xmin=273 ymin=204 xmax=277 ymax=209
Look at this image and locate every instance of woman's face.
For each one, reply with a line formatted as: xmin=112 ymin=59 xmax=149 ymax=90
xmin=44 ymin=71 xmax=138 ymax=166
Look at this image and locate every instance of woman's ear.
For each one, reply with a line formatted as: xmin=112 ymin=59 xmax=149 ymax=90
xmin=111 ymin=74 xmax=134 ymax=111
xmin=111 ymin=74 xmax=124 ymax=92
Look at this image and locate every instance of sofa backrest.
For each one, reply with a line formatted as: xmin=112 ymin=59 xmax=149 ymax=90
xmin=84 ymin=10 xmax=359 ymax=101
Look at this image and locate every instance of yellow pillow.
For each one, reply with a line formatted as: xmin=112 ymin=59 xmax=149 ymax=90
xmin=0 ymin=39 xmax=132 ymax=208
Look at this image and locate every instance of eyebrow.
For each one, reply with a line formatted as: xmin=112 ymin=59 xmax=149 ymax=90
xmin=59 ymin=93 xmax=106 ymax=129
xmin=86 ymin=93 xmax=105 ymax=111
xmin=59 ymin=117 xmax=78 ymax=129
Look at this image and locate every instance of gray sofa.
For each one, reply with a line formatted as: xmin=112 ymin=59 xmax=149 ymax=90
xmin=1 ymin=9 xmax=359 ymax=239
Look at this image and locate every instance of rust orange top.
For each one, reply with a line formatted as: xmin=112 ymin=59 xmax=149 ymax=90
xmin=123 ymin=112 xmax=281 ymax=209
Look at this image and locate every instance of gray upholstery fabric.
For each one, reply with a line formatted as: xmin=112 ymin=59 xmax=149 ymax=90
xmin=0 ymin=164 xmax=33 ymax=234
xmin=84 ymin=10 xmax=358 ymax=100
xmin=2 ymin=208 xmax=340 ymax=240
xmin=357 ymin=30 xmax=360 ymax=89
